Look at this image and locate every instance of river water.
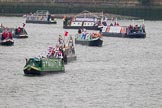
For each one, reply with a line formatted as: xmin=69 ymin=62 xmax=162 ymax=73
xmin=0 ymin=17 xmax=162 ymax=108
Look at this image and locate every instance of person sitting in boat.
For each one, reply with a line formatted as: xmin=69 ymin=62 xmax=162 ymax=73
xmin=16 ymin=27 xmax=21 ymax=34
xmin=78 ymin=28 xmax=82 ymax=34
xmin=134 ymin=25 xmax=139 ymax=32
xmin=114 ymin=22 xmax=117 ymax=26
xmin=128 ymin=25 xmax=133 ymax=33
xmin=81 ymin=28 xmax=87 ymax=39
xmin=102 ymin=21 xmax=107 ymax=26
xmin=110 ymin=23 xmax=113 ymax=26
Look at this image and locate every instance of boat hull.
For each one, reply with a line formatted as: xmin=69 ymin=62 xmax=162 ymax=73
xmin=75 ymin=38 xmax=103 ymax=47
xmin=64 ymin=55 xmax=77 ymax=64
xmin=23 ymin=58 xmax=65 ymax=75
xmin=26 ymin=20 xmax=57 ymax=24
xmin=24 ymin=67 xmax=43 ymax=75
xmin=102 ymin=32 xmax=146 ymax=38
xmin=63 ymin=26 xmax=99 ymax=30
xmin=14 ymin=34 xmax=28 ymax=38
xmin=126 ymin=32 xmax=146 ymax=38
xmin=1 ymin=39 xmax=14 ymax=46
xmin=102 ymin=32 xmax=126 ymax=38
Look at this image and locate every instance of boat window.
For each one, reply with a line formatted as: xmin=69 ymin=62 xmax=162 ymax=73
xmin=28 ymin=59 xmax=33 ymax=64
xmin=35 ymin=61 xmax=41 ymax=67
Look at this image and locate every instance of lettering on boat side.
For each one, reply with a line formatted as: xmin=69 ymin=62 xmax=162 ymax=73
xmin=42 ymin=60 xmax=61 ymax=68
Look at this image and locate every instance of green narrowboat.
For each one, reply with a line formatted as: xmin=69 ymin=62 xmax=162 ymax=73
xmin=23 ymin=57 xmax=65 ymax=75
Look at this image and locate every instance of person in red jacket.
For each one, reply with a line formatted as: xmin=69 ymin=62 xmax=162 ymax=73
xmin=2 ymin=30 xmax=7 ymax=40
xmin=17 ymin=27 xmax=21 ymax=34
xmin=8 ymin=31 xmax=13 ymax=39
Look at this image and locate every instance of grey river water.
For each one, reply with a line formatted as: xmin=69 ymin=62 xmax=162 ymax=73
xmin=0 ymin=17 xmax=162 ymax=108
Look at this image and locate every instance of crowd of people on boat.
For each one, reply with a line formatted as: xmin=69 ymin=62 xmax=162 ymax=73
xmin=38 ymin=35 xmax=74 ymax=59
xmin=1 ymin=28 xmax=13 ymax=40
xmin=47 ymin=45 xmax=64 ymax=59
xmin=78 ymin=28 xmax=102 ymax=39
xmin=128 ymin=24 xmax=145 ymax=33
xmin=109 ymin=22 xmax=120 ymax=26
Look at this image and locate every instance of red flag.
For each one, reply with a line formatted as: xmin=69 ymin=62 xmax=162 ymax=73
xmin=64 ymin=31 xmax=68 ymax=36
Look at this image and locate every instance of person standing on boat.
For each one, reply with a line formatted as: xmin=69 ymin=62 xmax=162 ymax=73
xmin=8 ymin=30 xmax=13 ymax=39
xmin=47 ymin=14 xmax=51 ymax=21
xmin=81 ymin=28 xmax=87 ymax=39
xmin=58 ymin=47 xmax=64 ymax=59
xmin=68 ymin=36 xmax=75 ymax=54
xmin=68 ymin=36 xmax=73 ymax=47
xmin=57 ymin=35 xmax=64 ymax=47
xmin=142 ymin=24 xmax=145 ymax=33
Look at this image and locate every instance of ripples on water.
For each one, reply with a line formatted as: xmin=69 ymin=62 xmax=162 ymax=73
xmin=0 ymin=17 xmax=162 ymax=108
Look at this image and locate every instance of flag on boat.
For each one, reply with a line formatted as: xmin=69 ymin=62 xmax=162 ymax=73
xmin=64 ymin=31 xmax=68 ymax=37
